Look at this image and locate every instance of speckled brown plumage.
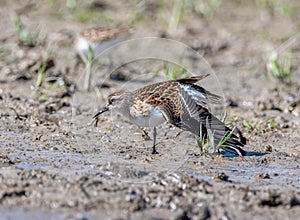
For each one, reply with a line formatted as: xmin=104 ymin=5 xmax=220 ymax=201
xmin=93 ymin=75 xmax=246 ymax=156
xmin=130 ymin=80 xmax=181 ymax=118
xmin=80 ymin=27 xmax=131 ymax=43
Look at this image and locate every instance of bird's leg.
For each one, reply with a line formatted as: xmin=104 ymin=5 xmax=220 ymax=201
xmin=152 ymin=127 xmax=159 ymax=154
xmin=141 ymin=127 xmax=151 ymax=140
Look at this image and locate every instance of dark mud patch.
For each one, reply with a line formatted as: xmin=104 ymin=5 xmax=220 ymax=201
xmin=0 ymin=0 xmax=300 ymax=219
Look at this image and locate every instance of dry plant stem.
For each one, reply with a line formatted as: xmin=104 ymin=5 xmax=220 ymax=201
xmin=141 ymin=128 xmax=151 ymax=140
xmin=196 ymin=137 xmax=203 ymax=153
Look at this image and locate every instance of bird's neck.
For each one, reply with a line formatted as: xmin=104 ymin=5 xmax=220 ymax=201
xmin=114 ymin=92 xmax=132 ymax=118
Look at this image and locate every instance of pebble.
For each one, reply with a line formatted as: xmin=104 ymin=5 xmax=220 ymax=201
xmin=50 ymin=146 xmax=58 ymax=151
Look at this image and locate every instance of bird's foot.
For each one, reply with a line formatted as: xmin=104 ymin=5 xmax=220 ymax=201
xmin=152 ymin=149 xmax=159 ymax=154
xmin=152 ymin=145 xmax=159 ymax=154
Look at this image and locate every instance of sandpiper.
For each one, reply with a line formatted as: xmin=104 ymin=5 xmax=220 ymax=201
xmin=75 ymin=26 xmax=132 ymax=63
xmin=93 ymin=74 xmax=246 ymax=156
xmin=74 ymin=27 xmax=132 ymax=91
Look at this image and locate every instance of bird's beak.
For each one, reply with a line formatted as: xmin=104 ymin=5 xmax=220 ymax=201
xmin=93 ymin=106 xmax=109 ymax=119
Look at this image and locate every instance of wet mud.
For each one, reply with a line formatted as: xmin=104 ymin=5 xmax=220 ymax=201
xmin=0 ymin=1 xmax=300 ymax=219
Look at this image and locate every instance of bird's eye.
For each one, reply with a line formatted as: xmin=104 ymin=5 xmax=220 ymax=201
xmin=109 ymin=98 xmax=115 ymax=104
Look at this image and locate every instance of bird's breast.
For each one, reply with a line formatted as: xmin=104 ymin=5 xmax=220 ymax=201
xmin=75 ymin=37 xmax=98 ymax=56
xmin=129 ymin=102 xmax=166 ymax=127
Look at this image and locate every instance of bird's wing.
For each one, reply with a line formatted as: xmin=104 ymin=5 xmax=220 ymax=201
xmin=176 ymin=74 xmax=210 ymax=84
xmin=178 ymin=85 xmax=246 ymax=156
xmin=178 ymin=81 xmax=223 ymax=114
xmin=157 ymin=104 xmax=175 ymax=122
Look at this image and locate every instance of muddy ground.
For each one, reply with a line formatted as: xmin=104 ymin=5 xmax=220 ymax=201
xmin=0 ymin=1 xmax=300 ymax=219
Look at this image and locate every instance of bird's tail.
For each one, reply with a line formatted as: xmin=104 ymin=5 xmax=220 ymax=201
xmin=201 ymin=114 xmax=246 ymax=156
xmin=178 ymin=110 xmax=246 ymax=156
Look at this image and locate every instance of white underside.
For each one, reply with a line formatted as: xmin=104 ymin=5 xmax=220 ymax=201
xmin=129 ymin=107 xmax=166 ymax=127
xmin=76 ymin=36 xmax=128 ymax=57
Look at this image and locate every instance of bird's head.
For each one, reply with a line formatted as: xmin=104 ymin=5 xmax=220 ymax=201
xmin=93 ymin=91 xmax=128 ymax=119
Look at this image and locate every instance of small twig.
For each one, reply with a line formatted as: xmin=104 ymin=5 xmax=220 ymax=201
xmin=91 ymin=116 xmax=99 ymax=127
xmin=8 ymin=107 xmax=26 ymax=120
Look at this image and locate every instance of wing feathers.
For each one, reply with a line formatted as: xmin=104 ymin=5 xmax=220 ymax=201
xmin=176 ymin=83 xmax=245 ymax=156
xmin=176 ymin=74 xmax=210 ymax=84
